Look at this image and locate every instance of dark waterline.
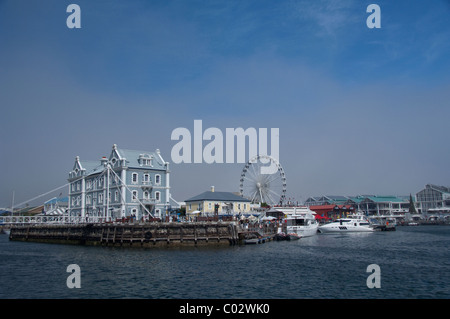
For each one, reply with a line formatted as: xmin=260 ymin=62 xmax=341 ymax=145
xmin=1 ymin=225 xmax=449 ymax=299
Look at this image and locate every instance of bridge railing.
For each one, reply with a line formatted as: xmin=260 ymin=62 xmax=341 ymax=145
xmin=0 ymin=215 xmax=109 ymax=225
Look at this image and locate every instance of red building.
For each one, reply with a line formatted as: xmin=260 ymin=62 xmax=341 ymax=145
xmin=309 ymin=204 xmax=355 ymax=220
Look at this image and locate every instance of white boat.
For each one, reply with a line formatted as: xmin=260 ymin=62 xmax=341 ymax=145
xmin=318 ymin=214 xmax=374 ymax=233
xmin=277 ymin=206 xmax=319 ymax=237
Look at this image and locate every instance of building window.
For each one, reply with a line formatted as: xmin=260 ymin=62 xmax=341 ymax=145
xmin=189 ymin=204 xmax=192 ymax=211
xmin=143 ymin=191 xmax=149 ymax=200
xmin=155 ymin=191 xmax=161 ymax=202
xmin=132 ymin=173 xmax=138 ymax=184
xmin=132 ymin=190 xmax=138 ymax=201
xmin=87 ymin=180 xmax=92 ymax=189
xmin=86 ymin=195 xmax=91 ymax=205
xmin=98 ymin=193 xmax=103 ymax=203
xmin=208 ymin=202 xmax=212 ymax=210
xmin=115 ymin=191 xmax=119 ymax=202
xmin=143 ymin=174 xmax=150 ymax=184
xmin=139 ymin=155 xmax=153 ymax=166
xmin=155 ymin=174 xmax=161 ymax=185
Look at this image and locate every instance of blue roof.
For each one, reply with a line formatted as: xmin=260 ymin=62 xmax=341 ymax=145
xmin=80 ymin=160 xmax=102 ymax=175
xmin=71 ymin=145 xmax=168 ymax=178
xmin=115 ymin=148 xmax=167 ymax=170
xmin=45 ymin=197 xmax=69 ymax=204
xmin=185 ymin=191 xmax=250 ymax=203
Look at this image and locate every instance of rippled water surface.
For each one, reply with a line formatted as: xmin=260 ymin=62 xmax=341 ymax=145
xmin=1 ymin=225 xmax=449 ymax=299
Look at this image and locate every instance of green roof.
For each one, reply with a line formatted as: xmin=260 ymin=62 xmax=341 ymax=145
xmin=364 ymin=196 xmax=407 ymax=203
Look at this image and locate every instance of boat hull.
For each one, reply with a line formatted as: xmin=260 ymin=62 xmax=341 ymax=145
xmin=286 ymin=224 xmax=319 ymax=237
xmin=318 ymin=225 xmax=374 ymax=233
xmin=287 ymin=233 xmax=301 ymax=240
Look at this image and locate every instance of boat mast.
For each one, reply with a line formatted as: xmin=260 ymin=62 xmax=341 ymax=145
xmin=11 ymin=190 xmax=15 ymax=216
xmin=106 ymin=163 xmax=110 ymax=222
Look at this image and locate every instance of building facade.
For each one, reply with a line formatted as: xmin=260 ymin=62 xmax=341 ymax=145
xmin=185 ymin=187 xmax=251 ymax=216
xmin=305 ymin=194 xmax=410 ymax=216
xmin=68 ymin=144 xmax=170 ymax=220
xmin=416 ymin=184 xmax=450 ymax=214
xmin=355 ymin=195 xmax=410 ymax=215
xmin=43 ymin=196 xmax=69 ymax=215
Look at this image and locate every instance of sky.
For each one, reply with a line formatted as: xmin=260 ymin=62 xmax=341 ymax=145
xmin=1 ymin=0 xmax=449 ymax=208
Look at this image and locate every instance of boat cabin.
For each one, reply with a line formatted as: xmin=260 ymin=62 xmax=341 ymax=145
xmin=285 ymin=216 xmax=311 ymax=226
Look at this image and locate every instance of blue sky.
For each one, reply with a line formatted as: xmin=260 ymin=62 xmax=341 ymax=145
xmin=1 ymin=0 xmax=449 ymax=207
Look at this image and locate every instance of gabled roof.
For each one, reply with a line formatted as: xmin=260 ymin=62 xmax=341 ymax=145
xmin=425 ymin=184 xmax=450 ymax=194
xmin=79 ymin=160 xmax=102 ymax=175
xmin=69 ymin=157 xmax=103 ymax=179
xmin=324 ymin=195 xmax=349 ymax=201
xmin=185 ymin=191 xmax=250 ymax=203
xmin=70 ymin=145 xmax=168 ymax=179
xmin=112 ymin=145 xmax=167 ymax=170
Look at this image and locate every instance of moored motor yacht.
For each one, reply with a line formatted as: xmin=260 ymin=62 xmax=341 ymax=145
xmin=278 ymin=206 xmax=319 ymax=237
xmin=318 ymin=214 xmax=374 ymax=233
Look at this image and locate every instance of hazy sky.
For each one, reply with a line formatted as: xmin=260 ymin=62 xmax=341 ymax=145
xmin=1 ymin=0 xmax=449 ymax=208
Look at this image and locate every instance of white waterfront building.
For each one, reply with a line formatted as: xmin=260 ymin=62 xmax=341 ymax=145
xmin=68 ymin=144 xmax=171 ymax=221
xmin=416 ymin=184 xmax=450 ymax=215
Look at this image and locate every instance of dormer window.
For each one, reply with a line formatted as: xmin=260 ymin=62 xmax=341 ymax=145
xmin=139 ymin=154 xmax=153 ymax=166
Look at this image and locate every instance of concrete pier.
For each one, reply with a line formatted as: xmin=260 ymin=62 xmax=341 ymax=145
xmin=8 ymin=222 xmax=242 ymax=247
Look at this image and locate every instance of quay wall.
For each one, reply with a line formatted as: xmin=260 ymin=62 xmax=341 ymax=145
xmin=8 ymin=222 xmax=242 ymax=247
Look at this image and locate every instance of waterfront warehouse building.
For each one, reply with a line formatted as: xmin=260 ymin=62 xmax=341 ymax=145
xmin=68 ymin=144 xmax=170 ymax=221
xmin=415 ymin=184 xmax=450 ymax=214
xmin=306 ymin=195 xmax=410 ymax=216
xmin=185 ymin=187 xmax=251 ymax=216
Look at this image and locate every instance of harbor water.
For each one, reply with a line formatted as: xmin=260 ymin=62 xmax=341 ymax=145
xmin=1 ymin=225 xmax=449 ymax=299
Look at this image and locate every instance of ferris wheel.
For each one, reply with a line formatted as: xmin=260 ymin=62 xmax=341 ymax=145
xmin=239 ymin=155 xmax=287 ymax=206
